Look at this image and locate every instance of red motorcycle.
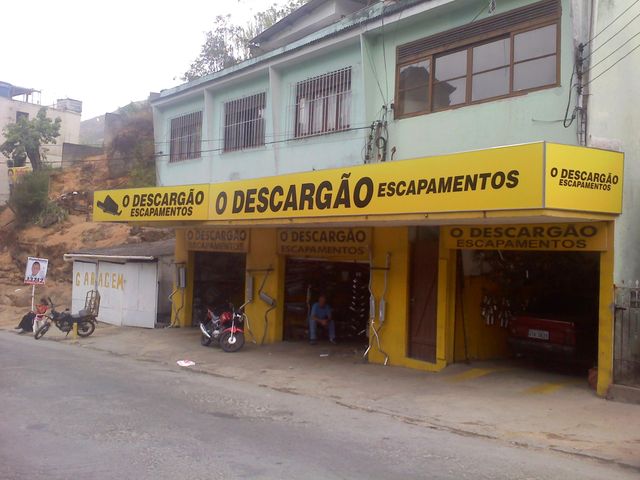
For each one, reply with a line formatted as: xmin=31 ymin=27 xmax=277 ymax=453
xmin=199 ymin=304 xmax=245 ymax=352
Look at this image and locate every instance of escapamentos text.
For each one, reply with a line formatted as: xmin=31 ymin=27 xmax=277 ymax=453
xmin=217 ymin=170 xmax=520 ymax=214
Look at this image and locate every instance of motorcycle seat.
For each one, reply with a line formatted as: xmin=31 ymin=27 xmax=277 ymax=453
xmin=71 ymin=309 xmax=90 ymax=320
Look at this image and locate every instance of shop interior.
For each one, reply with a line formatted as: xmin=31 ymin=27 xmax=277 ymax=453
xmin=191 ymin=252 xmax=246 ymax=326
xmin=283 ymin=258 xmax=370 ymax=343
xmin=454 ymin=250 xmax=600 ymax=374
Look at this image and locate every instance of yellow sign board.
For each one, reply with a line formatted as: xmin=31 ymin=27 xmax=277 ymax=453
xmin=277 ymin=228 xmax=372 ymax=259
xmin=442 ymin=223 xmax=608 ymax=251
xmin=93 ymin=185 xmax=210 ymax=222
xmin=185 ymin=228 xmax=250 ymax=253
xmin=92 ymin=143 xmax=624 ymax=224
xmin=545 ymin=144 xmax=623 ymax=214
xmin=208 ymin=144 xmax=545 ymax=221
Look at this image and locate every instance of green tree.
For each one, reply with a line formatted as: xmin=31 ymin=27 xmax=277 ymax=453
xmin=184 ymin=0 xmax=308 ymax=81
xmin=1 ymin=107 xmax=61 ymax=170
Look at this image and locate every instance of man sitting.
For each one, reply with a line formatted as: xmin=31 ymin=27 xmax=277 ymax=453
xmin=309 ymin=293 xmax=336 ymax=345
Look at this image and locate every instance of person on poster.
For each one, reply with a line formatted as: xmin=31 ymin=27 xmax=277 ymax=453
xmin=24 ymin=258 xmax=48 ymax=285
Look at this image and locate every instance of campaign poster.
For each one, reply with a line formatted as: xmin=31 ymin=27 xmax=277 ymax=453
xmin=24 ymin=257 xmax=48 ymax=285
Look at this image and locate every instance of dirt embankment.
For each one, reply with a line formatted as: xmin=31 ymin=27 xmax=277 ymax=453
xmin=0 ymin=156 xmax=172 ymax=312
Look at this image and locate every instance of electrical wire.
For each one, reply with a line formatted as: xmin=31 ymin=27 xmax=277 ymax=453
xmin=584 ymin=29 xmax=640 ymax=75
xmin=380 ymin=2 xmax=390 ymax=105
xmin=584 ymin=10 xmax=640 ymax=60
xmin=585 ymin=41 xmax=640 ymax=86
xmin=27 ymin=124 xmax=376 ymax=167
xmin=470 ymin=0 xmax=492 ymax=23
xmin=562 ymin=67 xmax=578 ymax=128
xmin=584 ymin=0 xmax=640 ymax=47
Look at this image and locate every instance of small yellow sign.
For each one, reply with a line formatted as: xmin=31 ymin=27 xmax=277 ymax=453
xmin=442 ymin=222 xmax=608 ymax=251
xmin=93 ymin=185 xmax=210 ymax=222
xmin=277 ymin=228 xmax=372 ymax=259
xmin=545 ymin=144 xmax=623 ymax=214
xmin=185 ymin=228 xmax=250 ymax=253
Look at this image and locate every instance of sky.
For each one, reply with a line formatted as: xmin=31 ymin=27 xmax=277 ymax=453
xmin=0 ymin=0 xmax=271 ymax=119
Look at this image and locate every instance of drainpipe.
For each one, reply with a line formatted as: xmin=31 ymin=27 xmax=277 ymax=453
xmin=582 ymin=0 xmax=597 ymax=146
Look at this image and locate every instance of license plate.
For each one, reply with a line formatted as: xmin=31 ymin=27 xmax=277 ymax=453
xmin=528 ymin=329 xmax=550 ymax=340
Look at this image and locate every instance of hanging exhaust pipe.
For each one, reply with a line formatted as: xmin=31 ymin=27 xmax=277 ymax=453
xmin=199 ymin=323 xmax=211 ymax=338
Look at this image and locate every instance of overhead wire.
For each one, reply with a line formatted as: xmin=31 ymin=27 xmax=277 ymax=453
xmin=584 ymin=9 xmax=640 ymax=60
xmin=585 ymin=41 xmax=640 ymax=86
xmin=584 ymin=0 xmax=640 ymax=47
xmin=584 ymin=28 xmax=640 ymax=75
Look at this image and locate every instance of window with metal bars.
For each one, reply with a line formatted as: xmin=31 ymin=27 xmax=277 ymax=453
xmin=294 ymin=67 xmax=352 ymax=138
xmin=223 ymin=92 xmax=266 ymax=152
xmin=169 ymin=111 xmax=202 ymax=162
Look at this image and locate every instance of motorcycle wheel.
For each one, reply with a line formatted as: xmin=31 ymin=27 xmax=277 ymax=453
xmin=34 ymin=323 xmax=50 ymax=340
xmin=77 ymin=320 xmax=96 ymax=337
xmin=220 ymin=331 xmax=244 ymax=353
xmin=200 ymin=333 xmax=212 ymax=347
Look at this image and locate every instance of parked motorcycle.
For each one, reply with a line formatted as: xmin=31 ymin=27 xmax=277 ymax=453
xmin=199 ymin=303 xmax=245 ymax=352
xmin=34 ymin=298 xmax=96 ymax=340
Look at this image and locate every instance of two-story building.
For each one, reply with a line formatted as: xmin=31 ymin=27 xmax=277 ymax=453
xmin=94 ymin=0 xmax=637 ymax=397
xmin=0 ymin=81 xmax=82 ymax=203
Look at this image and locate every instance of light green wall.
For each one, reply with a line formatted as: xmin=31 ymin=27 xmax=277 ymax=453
xmin=154 ymin=94 xmax=206 ymax=186
xmin=156 ymin=0 xmax=580 ymax=186
xmin=363 ymin=0 xmax=579 ymax=161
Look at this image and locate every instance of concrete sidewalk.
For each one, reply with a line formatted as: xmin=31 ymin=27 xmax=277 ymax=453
xmin=1 ymin=314 xmax=638 ymax=470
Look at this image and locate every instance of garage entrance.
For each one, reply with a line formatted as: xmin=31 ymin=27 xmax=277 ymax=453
xmin=455 ymin=249 xmax=600 ymax=374
xmin=191 ymin=252 xmax=246 ymax=326
xmin=283 ymin=258 xmax=370 ymax=343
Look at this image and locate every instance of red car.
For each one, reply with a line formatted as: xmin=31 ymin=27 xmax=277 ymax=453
xmin=508 ymin=315 xmax=577 ymax=359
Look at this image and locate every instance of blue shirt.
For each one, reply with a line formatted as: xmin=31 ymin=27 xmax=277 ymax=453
xmin=310 ymin=303 xmax=332 ymax=320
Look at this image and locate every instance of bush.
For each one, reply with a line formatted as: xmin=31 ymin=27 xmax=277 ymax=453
xmin=35 ymin=201 xmax=68 ymax=227
xmin=127 ymin=162 xmax=157 ymax=188
xmin=10 ymin=169 xmax=50 ymax=223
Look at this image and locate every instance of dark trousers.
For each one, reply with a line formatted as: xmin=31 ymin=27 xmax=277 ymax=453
xmin=18 ymin=312 xmax=35 ymax=332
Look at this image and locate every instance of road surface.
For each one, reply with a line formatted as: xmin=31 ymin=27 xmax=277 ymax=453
xmin=0 ymin=332 xmax=635 ymax=480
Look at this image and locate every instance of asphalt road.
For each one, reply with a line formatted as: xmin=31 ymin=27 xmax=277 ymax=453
xmin=0 ymin=332 xmax=635 ymax=480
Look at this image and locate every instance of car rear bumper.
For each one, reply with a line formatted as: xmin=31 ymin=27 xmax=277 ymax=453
xmin=508 ymin=337 xmax=576 ymax=358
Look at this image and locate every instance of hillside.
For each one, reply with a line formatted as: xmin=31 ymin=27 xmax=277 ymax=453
xmin=0 ymin=156 xmax=172 ymax=312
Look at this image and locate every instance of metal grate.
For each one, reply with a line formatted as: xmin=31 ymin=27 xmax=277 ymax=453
xmin=169 ymin=111 xmax=202 ymax=163
xmin=614 ymin=286 xmax=640 ymax=387
xmin=397 ymin=0 xmax=561 ymax=63
xmin=290 ymin=67 xmax=352 ymax=139
xmin=223 ymin=92 xmax=266 ymax=152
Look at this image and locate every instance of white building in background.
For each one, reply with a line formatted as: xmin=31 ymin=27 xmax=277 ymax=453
xmin=0 ymin=81 xmax=82 ymax=204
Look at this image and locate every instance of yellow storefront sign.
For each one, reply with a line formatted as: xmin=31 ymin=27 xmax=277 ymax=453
xmin=93 ymin=185 xmax=210 ymax=222
xmin=442 ymin=222 xmax=608 ymax=251
xmin=185 ymin=228 xmax=250 ymax=252
xmin=277 ymin=228 xmax=372 ymax=259
xmin=209 ymin=143 xmax=544 ymax=220
xmin=545 ymin=144 xmax=623 ymax=214
xmin=92 ymin=143 xmax=623 ymax=223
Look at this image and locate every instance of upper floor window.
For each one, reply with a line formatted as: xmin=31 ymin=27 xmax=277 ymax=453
xmin=169 ymin=111 xmax=202 ymax=163
xmin=223 ymin=92 xmax=266 ymax=152
xmin=396 ymin=23 xmax=558 ymax=117
xmin=294 ymin=67 xmax=352 ymax=138
xmin=16 ymin=111 xmax=29 ymax=122
xmin=395 ymin=0 xmax=561 ymax=118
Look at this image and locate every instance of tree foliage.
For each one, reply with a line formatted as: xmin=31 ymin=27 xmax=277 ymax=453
xmin=108 ymin=102 xmax=156 ymax=186
xmin=184 ymin=0 xmax=308 ymax=81
xmin=0 ymin=108 xmax=61 ymax=170
xmin=10 ymin=169 xmax=51 ymax=223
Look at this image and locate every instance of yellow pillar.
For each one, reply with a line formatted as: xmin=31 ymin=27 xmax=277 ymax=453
xmin=244 ymin=228 xmax=283 ymax=344
xmin=436 ymin=233 xmax=456 ymax=367
xmin=171 ymin=229 xmax=193 ymax=328
xmin=368 ymin=227 xmax=410 ymax=366
xmin=597 ymin=221 xmax=615 ymax=396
